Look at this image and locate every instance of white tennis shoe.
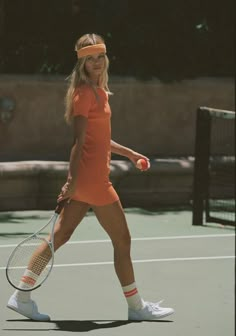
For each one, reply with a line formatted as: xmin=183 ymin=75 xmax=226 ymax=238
xmin=7 ymin=295 xmax=50 ymax=321
xmin=128 ymin=300 xmax=174 ymax=320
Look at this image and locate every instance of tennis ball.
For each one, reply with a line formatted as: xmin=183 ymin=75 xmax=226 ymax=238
xmin=136 ymin=158 xmax=150 ymax=171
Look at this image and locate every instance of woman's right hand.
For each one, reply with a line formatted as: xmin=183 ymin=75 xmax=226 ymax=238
xmin=57 ymin=178 xmax=77 ymax=203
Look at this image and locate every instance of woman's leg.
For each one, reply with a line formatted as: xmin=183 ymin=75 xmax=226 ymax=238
xmin=92 ymin=200 xmax=145 ymax=311
xmin=7 ymin=200 xmax=90 ymax=321
xmin=92 ymin=200 xmax=134 ymax=286
xmin=27 ymin=200 xmax=90 ymax=274
xmin=92 ymin=200 xmax=174 ymax=320
xmin=52 ymin=199 xmax=90 ymax=250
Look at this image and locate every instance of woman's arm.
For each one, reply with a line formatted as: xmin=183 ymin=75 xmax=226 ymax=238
xmin=68 ymin=116 xmax=87 ymax=181
xmin=111 ymin=140 xmax=150 ymax=168
xmin=110 ymin=140 xmax=133 ymax=158
xmin=58 ymin=116 xmax=87 ymax=201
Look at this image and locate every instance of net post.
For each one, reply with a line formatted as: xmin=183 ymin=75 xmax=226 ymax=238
xmin=192 ymin=107 xmax=211 ymax=225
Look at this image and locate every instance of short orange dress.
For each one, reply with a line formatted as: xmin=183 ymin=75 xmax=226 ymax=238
xmin=70 ymin=84 xmax=119 ymax=206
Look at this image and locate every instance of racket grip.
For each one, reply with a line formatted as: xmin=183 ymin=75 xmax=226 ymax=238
xmin=55 ymin=199 xmax=68 ymax=214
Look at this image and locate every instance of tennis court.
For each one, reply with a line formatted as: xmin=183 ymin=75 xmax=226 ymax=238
xmin=0 ymin=208 xmax=234 ymax=336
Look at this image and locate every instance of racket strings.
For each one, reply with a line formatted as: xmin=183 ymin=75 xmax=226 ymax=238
xmin=7 ymin=236 xmax=53 ymax=289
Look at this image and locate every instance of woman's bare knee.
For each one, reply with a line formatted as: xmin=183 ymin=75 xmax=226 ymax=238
xmin=54 ymin=228 xmax=74 ymax=249
xmin=112 ymin=232 xmax=131 ymax=255
xmin=112 ymin=237 xmax=131 ymax=258
xmin=93 ymin=200 xmax=131 ymax=246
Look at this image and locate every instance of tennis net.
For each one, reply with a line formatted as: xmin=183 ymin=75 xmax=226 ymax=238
xmin=192 ymin=107 xmax=235 ymax=226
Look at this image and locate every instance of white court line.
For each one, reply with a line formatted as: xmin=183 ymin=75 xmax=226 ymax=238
xmin=0 ymin=255 xmax=234 ymax=270
xmin=0 ymin=233 xmax=234 ymax=248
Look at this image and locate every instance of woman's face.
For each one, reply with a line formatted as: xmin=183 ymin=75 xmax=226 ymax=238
xmin=85 ymin=53 xmax=105 ymax=80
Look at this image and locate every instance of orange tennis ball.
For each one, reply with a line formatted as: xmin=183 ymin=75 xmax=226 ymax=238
xmin=136 ymin=158 xmax=149 ymax=170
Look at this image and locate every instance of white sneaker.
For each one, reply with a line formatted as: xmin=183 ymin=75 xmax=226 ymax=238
xmin=7 ymin=295 xmax=50 ymax=321
xmin=128 ymin=300 xmax=174 ymax=320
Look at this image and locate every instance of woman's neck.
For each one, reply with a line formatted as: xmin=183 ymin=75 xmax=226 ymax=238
xmin=89 ymin=75 xmax=100 ymax=87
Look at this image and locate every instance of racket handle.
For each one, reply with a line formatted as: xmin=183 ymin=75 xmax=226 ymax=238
xmin=55 ymin=199 xmax=68 ymax=214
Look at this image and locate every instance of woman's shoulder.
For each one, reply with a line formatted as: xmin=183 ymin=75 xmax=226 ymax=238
xmin=73 ymin=84 xmax=95 ymax=101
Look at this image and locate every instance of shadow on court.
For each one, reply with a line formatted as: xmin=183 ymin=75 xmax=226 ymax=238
xmin=5 ymin=319 xmax=173 ymax=332
xmin=0 ymin=213 xmax=45 ymax=224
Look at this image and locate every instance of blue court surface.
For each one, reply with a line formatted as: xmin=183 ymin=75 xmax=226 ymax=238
xmin=0 ymin=208 xmax=235 ymax=336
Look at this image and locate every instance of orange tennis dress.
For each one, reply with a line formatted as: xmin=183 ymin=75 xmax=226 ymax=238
xmin=71 ymin=84 xmax=119 ymax=206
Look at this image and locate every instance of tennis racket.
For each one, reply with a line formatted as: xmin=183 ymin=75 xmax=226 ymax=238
xmin=6 ymin=199 xmax=67 ymax=291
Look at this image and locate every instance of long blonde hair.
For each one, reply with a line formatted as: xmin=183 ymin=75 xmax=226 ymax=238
xmin=65 ymin=33 xmax=111 ymax=124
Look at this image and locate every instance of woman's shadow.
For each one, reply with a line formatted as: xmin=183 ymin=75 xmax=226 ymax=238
xmin=6 ymin=319 xmax=172 ymax=332
xmin=53 ymin=320 xmax=133 ymax=332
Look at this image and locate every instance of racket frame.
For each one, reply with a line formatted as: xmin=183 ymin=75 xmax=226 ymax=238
xmin=5 ymin=200 xmax=67 ymax=291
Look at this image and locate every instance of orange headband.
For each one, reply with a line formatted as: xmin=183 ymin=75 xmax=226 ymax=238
xmin=76 ymin=44 xmax=106 ymax=59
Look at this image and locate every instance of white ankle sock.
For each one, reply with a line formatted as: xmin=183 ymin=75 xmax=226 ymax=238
xmin=122 ymin=282 xmax=144 ymax=310
xmin=14 ymin=269 xmax=39 ymax=302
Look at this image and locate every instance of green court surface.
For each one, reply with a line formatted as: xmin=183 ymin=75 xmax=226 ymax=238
xmin=0 ymin=208 xmax=235 ymax=336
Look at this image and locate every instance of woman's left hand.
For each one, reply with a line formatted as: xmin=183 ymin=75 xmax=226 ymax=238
xmin=128 ymin=151 xmax=151 ymax=171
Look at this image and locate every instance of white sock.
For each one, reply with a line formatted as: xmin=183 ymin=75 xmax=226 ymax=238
xmin=14 ymin=270 xmax=39 ymax=302
xmin=122 ymin=282 xmax=144 ymax=310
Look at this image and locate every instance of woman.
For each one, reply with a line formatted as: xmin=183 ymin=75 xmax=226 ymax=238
xmin=7 ymin=34 xmax=174 ymax=321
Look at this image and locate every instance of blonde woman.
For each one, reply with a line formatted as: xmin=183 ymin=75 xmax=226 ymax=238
xmin=7 ymin=34 xmax=174 ymax=321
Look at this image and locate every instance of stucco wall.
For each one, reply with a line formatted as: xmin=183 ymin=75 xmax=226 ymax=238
xmin=0 ymin=76 xmax=234 ymax=161
xmin=0 ymin=159 xmax=195 ymax=211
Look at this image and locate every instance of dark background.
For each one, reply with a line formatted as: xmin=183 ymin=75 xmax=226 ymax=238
xmin=0 ymin=0 xmax=234 ymax=79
